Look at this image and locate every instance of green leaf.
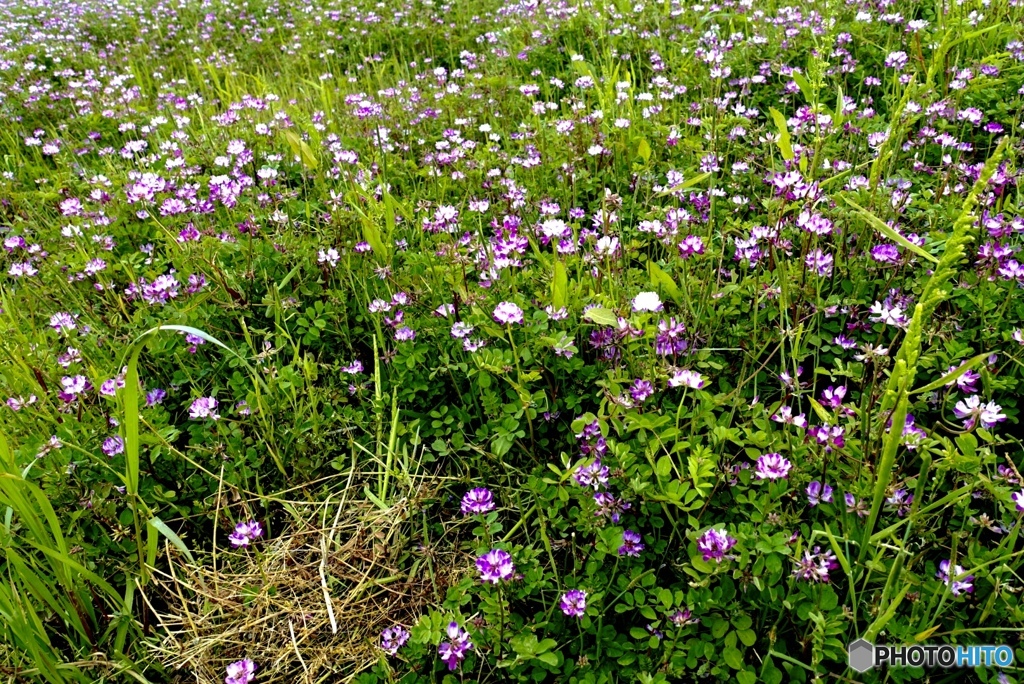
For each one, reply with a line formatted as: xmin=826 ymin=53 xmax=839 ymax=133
xmin=682 ymin=171 xmax=712 ymax=188
xmin=363 ymin=485 xmax=390 ymax=510
xmin=768 ymin=108 xmax=793 ymax=161
xmin=792 ymin=72 xmax=812 ymax=102
xmin=536 ymin=652 xmax=558 ymax=666
xmin=552 ymin=260 xmax=568 ymax=310
xmin=655 ymin=456 xmax=673 ymax=478
xmin=648 ymin=261 xmax=682 ymax=304
xmin=536 ymin=639 xmax=557 ymax=653
xmin=841 ymin=197 xmax=939 ymax=264
xmin=281 ymin=129 xmax=319 ymax=170
xmin=833 ymin=85 xmax=845 ymax=130
xmin=359 ymin=216 xmax=387 ymax=262
xmin=737 ymin=670 xmax=758 ymax=684
xmin=737 ymin=629 xmax=757 ymax=647
xmin=583 ymin=307 xmax=619 ymax=326
xmin=911 ymin=352 xmax=990 ymax=395
xmin=723 ymin=646 xmax=745 ymax=669
xmin=635 ymin=137 xmax=652 ymax=164
xmin=630 ymin=626 xmax=650 ymax=639
xmin=807 ymin=398 xmax=831 ymax=423
xmin=147 ymin=517 xmax=194 ymax=563
xmin=763 ymin=660 xmax=784 ymax=684
xmin=654 ymin=172 xmax=712 ymax=196
xmin=731 ymin=614 xmax=752 ymax=630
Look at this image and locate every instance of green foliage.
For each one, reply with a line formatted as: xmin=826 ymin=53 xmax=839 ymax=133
xmin=1 ymin=0 xmax=1024 ymax=682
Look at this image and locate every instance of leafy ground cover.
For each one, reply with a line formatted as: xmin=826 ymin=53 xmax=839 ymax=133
xmin=2 ymin=0 xmax=1024 ymax=682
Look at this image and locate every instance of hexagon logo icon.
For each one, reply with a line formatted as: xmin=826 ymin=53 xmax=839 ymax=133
xmin=848 ymin=639 xmax=875 ymax=672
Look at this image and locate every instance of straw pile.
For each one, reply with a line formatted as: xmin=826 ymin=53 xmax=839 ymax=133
xmin=146 ymin=486 xmax=464 ymax=683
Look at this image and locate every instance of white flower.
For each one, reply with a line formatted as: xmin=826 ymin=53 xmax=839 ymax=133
xmin=632 ymin=291 xmax=663 ymax=312
xmin=594 ymin=236 xmax=620 ymax=257
xmin=669 ymin=369 xmax=705 ymax=389
xmin=317 ymin=248 xmax=340 ymax=267
xmin=869 ymin=301 xmax=905 ymax=327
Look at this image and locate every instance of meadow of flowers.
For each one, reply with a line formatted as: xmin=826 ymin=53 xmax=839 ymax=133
xmin=2 ymin=0 xmax=1024 ymax=681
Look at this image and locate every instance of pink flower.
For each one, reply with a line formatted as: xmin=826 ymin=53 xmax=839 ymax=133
xmin=493 ymin=301 xmax=524 ymax=324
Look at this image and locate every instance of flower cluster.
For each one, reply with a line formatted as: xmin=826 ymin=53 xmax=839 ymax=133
xmin=438 ymin=621 xmax=473 ymax=671
xmin=461 ymin=487 xmax=495 ymax=515
xmin=225 ymin=659 xmax=256 ymax=684
xmin=380 ymin=625 xmax=410 ymax=655
xmin=937 ymin=560 xmax=975 ymax=596
xmin=476 ymin=549 xmax=514 ymax=584
xmin=697 ymin=528 xmax=737 ymax=563
xmin=755 ymin=453 xmax=792 ymax=480
xmin=228 ymin=521 xmax=263 ymax=548
xmin=560 ymin=589 xmax=587 ymax=617
xmin=792 ymin=546 xmax=840 ymax=583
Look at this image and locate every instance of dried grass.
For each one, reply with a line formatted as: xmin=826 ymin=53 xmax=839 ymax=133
xmin=145 ymin=484 xmax=464 ymax=683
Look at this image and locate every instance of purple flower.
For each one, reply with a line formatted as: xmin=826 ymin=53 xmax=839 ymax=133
xmin=885 ymin=50 xmax=909 ymax=70
xmin=805 ymin=249 xmax=833 ymax=277
xmin=573 ymin=458 xmax=609 ymax=489
xmin=669 ymin=369 xmax=705 ymax=389
xmin=678 ymin=235 xmax=705 ymax=258
xmin=100 ymin=378 xmax=121 ymax=396
xmin=945 ymin=364 xmax=980 ymax=394
xmin=869 ymin=300 xmax=907 ymax=327
xmin=476 ymin=549 xmax=514 ymax=583
xmin=380 ymin=625 xmax=410 ymax=654
xmin=340 ymin=360 xmax=363 ymax=374
xmin=655 ymin=318 xmax=688 ymax=356
xmin=229 ymin=520 xmax=264 ymax=548
xmin=792 ymin=546 xmax=839 ymax=582
xmin=189 ymin=397 xmax=220 ymax=420
xmin=771 ymin=406 xmax=807 ymax=428
xmin=696 ymin=527 xmax=737 ymax=562
xmin=902 ymin=414 xmax=927 ymax=449
xmin=871 ymin=244 xmax=900 ymax=263
xmin=834 ymin=334 xmax=857 ymax=350
xmin=438 ymin=621 xmax=473 ymax=671
xmin=755 ymin=453 xmax=792 ymax=480
xmin=819 ymin=385 xmax=846 ymax=409
xmin=60 ymin=375 xmax=91 ymax=397
xmin=629 ymin=379 xmax=655 ymax=403
xmin=451 ymin=322 xmax=474 ymax=339
xmin=953 ymin=396 xmax=1006 ymax=430
xmin=593 ymin=491 xmax=630 ymax=522
xmin=796 ymin=211 xmax=833 ymax=236
xmin=885 ymin=489 xmax=913 ymax=517
xmin=395 ymin=326 xmax=416 ymax=341
xmin=493 ymin=301 xmax=524 ymax=324
xmin=102 ymin=435 xmax=124 ymax=457
xmin=845 ymin=493 xmax=868 ymax=518
xmin=225 ymin=659 xmax=256 ymax=684
xmin=1012 ymin=490 xmax=1024 ymax=512
xmin=461 ymin=488 xmax=495 ymax=515
xmin=806 ymin=481 xmax=833 ymax=506
xmin=937 ymin=560 xmax=974 ymax=596
xmin=808 ymin=424 xmax=845 ymax=453
xmin=670 ymin=609 xmax=698 ymax=626
xmin=618 ymin=530 xmax=645 ymax=557
xmin=49 ymin=312 xmax=78 ymax=334
xmin=560 ymin=589 xmax=587 ymax=617
xmin=146 ymin=388 xmax=167 ymax=406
